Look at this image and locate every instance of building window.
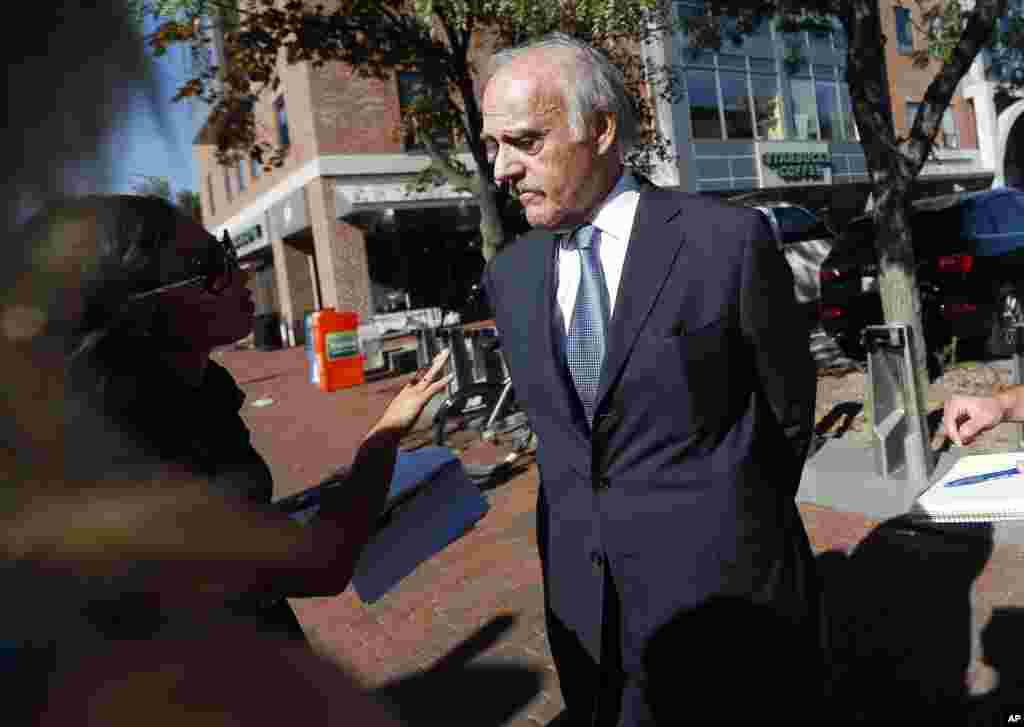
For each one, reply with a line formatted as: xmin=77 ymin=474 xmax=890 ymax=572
xmin=895 ymin=7 xmax=914 ymax=54
xmin=686 ymin=68 xmax=722 ymax=139
xmin=397 ymin=71 xmax=451 ymax=151
xmin=790 ymin=78 xmax=819 ymax=140
xmin=675 ymin=1 xmax=706 ymax=20
xmin=905 ymin=101 xmax=958 ymax=148
xmin=833 ymin=18 xmax=848 ymax=50
xmin=224 ymin=167 xmax=232 ymax=202
xmin=206 ymin=173 xmax=215 ymax=217
xmin=815 ymin=79 xmax=842 ymax=141
xmin=719 ymin=70 xmax=754 ymax=139
xmin=939 ymin=108 xmax=960 ymax=148
xmin=251 ymin=157 xmax=261 ymax=179
xmin=237 ymin=159 xmax=246 ymax=192
xmin=274 ymin=96 xmax=290 ymax=147
xmin=839 ymin=82 xmax=858 ymax=141
xmin=751 ymin=73 xmax=785 ymax=140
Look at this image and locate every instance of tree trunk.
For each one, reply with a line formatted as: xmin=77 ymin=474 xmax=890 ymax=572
xmin=873 ymin=188 xmax=932 ymax=425
xmin=477 ymin=176 xmax=505 ymax=262
xmin=841 ymin=0 xmax=932 ymax=441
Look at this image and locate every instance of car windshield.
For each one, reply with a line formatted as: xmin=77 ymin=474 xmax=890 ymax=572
xmin=774 ymin=206 xmax=821 ymax=243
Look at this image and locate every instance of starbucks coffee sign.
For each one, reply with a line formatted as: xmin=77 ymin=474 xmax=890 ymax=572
xmin=756 ymin=142 xmax=833 ymax=187
xmin=761 ymin=150 xmax=831 ymax=181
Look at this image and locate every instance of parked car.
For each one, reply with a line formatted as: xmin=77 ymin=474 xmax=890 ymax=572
xmin=819 ymin=187 xmax=1024 ymax=360
xmin=749 ymin=202 xmax=838 ymax=328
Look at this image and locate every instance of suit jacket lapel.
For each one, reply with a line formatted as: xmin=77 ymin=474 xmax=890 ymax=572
xmin=595 ymin=188 xmax=688 ymax=413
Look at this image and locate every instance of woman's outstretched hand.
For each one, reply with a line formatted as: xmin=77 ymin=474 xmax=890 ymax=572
xmin=373 ymin=349 xmax=453 ymax=438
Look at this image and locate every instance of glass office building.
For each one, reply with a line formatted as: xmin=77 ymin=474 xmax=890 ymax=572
xmin=669 ymin=2 xmax=868 ymax=193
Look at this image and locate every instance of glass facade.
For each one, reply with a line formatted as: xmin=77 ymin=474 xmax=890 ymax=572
xmin=676 ymin=7 xmax=857 ymax=145
xmin=686 ymin=68 xmax=721 ymax=139
xmin=789 ymin=79 xmax=819 ymax=140
xmin=720 ymin=70 xmax=754 ymax=139
xmin=672 ymin=2 xmax=866 ymax=191
xmin=751 ymin=73 xmax=784 ymax=140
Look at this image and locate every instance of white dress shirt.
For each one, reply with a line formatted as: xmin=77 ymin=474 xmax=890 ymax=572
xmin=556 ymin=172 xmax=641 ymax=336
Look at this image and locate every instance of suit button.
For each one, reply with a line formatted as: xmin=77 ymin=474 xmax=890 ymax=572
xmin=590 ymin=550 xmax=605 ymax=573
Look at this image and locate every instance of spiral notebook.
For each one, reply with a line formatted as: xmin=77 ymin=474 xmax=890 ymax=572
xmin=909 ymin=452 xmax=1024 ymax=523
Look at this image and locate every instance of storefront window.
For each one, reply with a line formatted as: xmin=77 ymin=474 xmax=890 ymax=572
xmin=789 ymin=78 xmax=819 ymax=140
xmin=751 ymin=73 xmax=784 ymax=140
xmin=815 ymin=79 xmax=841 ymax=141
xmin=686 ymin=69 xmax=721 ymax=139
xmin=940 ymin=108 xmax=960 ymax=148
xmin=720 ymin=70 xmax=754 ymax=139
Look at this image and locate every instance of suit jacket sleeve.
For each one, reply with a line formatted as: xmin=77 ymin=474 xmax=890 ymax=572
xmin=739 ymin=211 xmax=816 ymax=484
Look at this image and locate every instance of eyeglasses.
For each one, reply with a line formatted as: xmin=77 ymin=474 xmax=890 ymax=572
xmin=129 ymin=230 xmax=243 ymax=301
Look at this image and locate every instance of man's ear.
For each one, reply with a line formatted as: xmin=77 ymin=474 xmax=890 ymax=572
xmin=594 ymin=112 xmax=618 ymax=157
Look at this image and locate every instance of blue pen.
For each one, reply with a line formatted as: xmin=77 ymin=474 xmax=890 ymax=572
xmin=944 ymin=467 xmax=1024 ymax=488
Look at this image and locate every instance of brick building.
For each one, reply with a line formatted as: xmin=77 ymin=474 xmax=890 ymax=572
xmin=194 ymin=4 xmax=492 ymax=346
xmin=878 ymin=0 xmax=986 ymax=183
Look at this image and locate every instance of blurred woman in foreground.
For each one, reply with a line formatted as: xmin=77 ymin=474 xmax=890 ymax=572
xmin=9 ymin=193 xmax=450 ymax=724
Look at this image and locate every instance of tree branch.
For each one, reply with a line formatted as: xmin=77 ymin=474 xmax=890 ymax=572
xmin=904 ymin=0 xmax=1005 ymax=171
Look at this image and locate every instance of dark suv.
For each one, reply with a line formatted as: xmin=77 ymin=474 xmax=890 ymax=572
xmin=820 ymin=188 xmax=1024 ymax=359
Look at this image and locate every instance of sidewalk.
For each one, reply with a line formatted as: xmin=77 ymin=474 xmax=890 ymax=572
xmin=217 ymin=345 xmax=1024 ymax=724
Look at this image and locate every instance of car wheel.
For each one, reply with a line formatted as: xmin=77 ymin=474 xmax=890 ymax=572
xmin=984 ymin=284 xmax=1024 ymax=359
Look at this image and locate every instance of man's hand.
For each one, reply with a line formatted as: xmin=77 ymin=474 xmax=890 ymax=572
xmin=372 ymin=349 xmax=452 ymax=438
xmin=942 ymin=394 xmax=1007 ymax=447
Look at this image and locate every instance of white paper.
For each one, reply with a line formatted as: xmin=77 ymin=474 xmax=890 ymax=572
xmin=912 ymin=452 xmax=1024 ymax=522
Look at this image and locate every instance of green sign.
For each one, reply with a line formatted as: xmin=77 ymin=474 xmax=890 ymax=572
xmin=761 ymin=151 xmax=832 ymax=181
xmin=325 ymin=331 xmax=359 ymax=361
xmin=235 ymin=224 xmax=263 ymax=247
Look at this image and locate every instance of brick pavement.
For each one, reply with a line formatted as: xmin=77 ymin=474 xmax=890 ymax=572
xmin=218 ymin=345 xmax=1024 ymax=724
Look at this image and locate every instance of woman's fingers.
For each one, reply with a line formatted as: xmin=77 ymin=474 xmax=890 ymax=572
xmin=410 ymin=349 xmax=451 ymax=387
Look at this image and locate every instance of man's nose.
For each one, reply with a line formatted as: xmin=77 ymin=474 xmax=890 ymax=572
xmin=492 ymin=145 xmax=521 ymax=185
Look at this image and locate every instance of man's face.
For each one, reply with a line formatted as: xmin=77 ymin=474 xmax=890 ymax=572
xmin=481 ymin=52 xmax=616 ymax=230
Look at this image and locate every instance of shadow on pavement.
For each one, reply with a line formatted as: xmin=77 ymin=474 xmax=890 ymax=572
xmin=371 ymin=614 xmax=544 ymax=727
xmin=818 ymin=518 xmax=994 ymax=723
xmin=636 ymin=517 xmax=1004 ymax=724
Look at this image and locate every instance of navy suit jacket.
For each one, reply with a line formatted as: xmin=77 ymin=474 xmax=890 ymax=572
xmin=482 ymin=185 xmax=819 ymax=700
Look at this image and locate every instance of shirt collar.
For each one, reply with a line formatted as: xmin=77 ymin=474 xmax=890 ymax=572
xmin=555 ymin=171 xmax=640 ymax=246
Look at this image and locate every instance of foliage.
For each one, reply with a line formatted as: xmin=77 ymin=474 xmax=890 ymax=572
xmin=131 ymin=174 xmax=173 ymax=201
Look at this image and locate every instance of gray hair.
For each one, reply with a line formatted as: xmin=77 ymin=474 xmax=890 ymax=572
xmin=489 ymin=32 xmax=639 ymax=157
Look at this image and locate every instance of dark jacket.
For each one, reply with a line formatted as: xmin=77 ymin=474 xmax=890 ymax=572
xmin=483 ymin=185 xmax=819 ymax=725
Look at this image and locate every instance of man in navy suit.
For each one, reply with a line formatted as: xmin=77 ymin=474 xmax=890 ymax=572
xmin=480 ymin=33 xmax=821 ymax=726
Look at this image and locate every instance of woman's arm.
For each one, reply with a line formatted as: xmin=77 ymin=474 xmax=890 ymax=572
xmin=278 ymin=350 xmax=452 ymax=597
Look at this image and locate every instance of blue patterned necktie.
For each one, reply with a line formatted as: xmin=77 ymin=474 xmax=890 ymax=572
xmin=566 ymin=224 xmax=610 ymax=426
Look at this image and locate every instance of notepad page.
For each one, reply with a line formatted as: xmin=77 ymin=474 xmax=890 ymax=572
xmin=914 ymin=452 xmax=1024 ymax=521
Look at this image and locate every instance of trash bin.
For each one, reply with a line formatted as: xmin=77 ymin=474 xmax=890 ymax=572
xmin=862 ymin=323 xmax=934 ymax=483
xmin=307 ymin=309 xmax=365 ymax=392
xmin=253 ymin=313 xmax=282 ymax=351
